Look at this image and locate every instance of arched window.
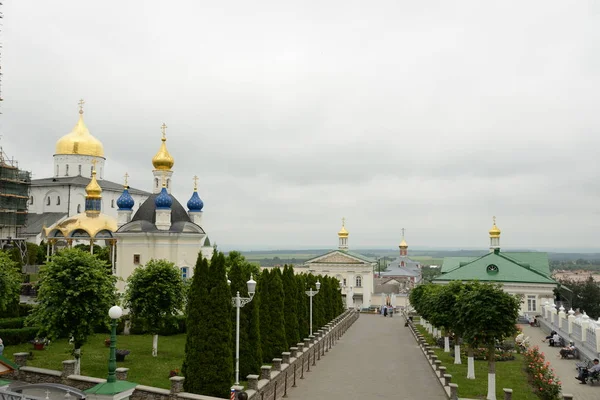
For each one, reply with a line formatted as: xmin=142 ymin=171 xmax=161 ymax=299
xmin=181 ymin=267 xmax=189 ymax=280
xmin=56 ymin=165 xmax=59 ymax=176
xmin=56 ymin=196 xmax=61 ymax=205
xmin=29 ymin=196 xmax=34 ymax=205
xmin=401 ymin=261 xmax=405 ymax=267
xmin=77 ymin=204 xmax=81 ymax=213
xmin=166 ymin=179 xmax=170 ymax=189
xmin=111 ymin=199 xmax=115 ymax=208
xmin=65 ymin=165 xmax=69 ymax=176
xmin=355 ymin=275 xmax=362 ymax=288
xmin=155 ymin=178 xmax=159 ymax=189
xmin=78 ymin=165 xmax=82 ymax=175
xmin=47 ymin=197 xmax=51 ymax=206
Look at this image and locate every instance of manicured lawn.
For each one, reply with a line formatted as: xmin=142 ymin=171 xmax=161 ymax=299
xmin=416 ymin=326 xmax=538 ymax=400
xmin=5 ymin=333 xmax=186 ymax=389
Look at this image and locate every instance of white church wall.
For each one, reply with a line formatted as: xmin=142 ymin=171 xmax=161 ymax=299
xmin=53 ymin=155 xmax=105 ymax=180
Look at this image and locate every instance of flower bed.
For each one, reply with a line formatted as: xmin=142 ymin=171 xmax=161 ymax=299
xmin=460 ymin=348 xmax=515 ymax=362
xmin=523 ymin=346 xmax=561 ymax=400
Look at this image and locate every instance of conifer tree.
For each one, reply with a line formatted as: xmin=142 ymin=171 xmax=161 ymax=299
xmin=282 ymin=265 xmax=300 ymax=349
xmin=267 ymin=268 xmax=288 ymax=360
xmin=295 ymin=273 xmax=309 ymax=340
xmin=182 ymin=253 xmax=210 ymax=394
xmin=227 ymin=253 xmax=262 ymax=378
xmin=258 ymin=268 xmax=272 ymax=362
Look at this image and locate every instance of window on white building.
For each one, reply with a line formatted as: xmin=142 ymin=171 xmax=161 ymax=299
xmin=343 ymin=278 xmax=347 ymax=287
xmin=29 ymin=196 xmax=34 ymax=205
xmin=46 ymin=197 xmax=51 ymax=206
xmin=77 ymin=204 xmax=81 ymax=213
xmin=133 ymin=254 xmax=141 ymax=264
xmin=111 ymin=199 xmax=115 ymax=208
xmin=65 ymin=165 xmax=69 ymax=176
xmin=181 ymin=267 xmax=189 ymax=280
xmin=527 ymin=295 xmax=537 ymax=312
xmin=56 ymin=196 xmax=61 ymax=205
xmin=78 ymin=165 xmax=82 ymax=175
xmin=355 ymin=275 xmax=362 ymax=287
xmin=56 ymin=165 xmax=59 ymax=176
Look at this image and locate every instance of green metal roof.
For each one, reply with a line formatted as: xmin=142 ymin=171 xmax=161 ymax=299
xmin=0 ymin=354 xmax=19 ymax=370
xmin=0 ymin=379 xmax=12 ymax=386
xmin=85 ymin=380 xmax=138 ymax=395
xmin=434 ymin=251 xmax=556 ymax=285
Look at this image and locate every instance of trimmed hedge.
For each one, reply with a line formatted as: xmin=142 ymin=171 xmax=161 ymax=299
xmin=0 ymin=317 xmax=25 ymax=329
xmin=0 ymin=327 xmax=39 ymax=345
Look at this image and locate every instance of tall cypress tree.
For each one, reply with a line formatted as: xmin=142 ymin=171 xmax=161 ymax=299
xmin=296 ymin=273 xmax=308 ymax=340
xmin=204 ymin=252 xmax=234 ymax=397
xmin=267 ymin=268 xmax=288 ymax=360
xmin=258 ymin=269 xmax=272 ymax=362
xmin=182 ymin=252 xmax=210 ymax=394
xmin=227 ymin=253 xmax=262 ymax=378
xmin=282 ymin=265 xmax=300 ymax=348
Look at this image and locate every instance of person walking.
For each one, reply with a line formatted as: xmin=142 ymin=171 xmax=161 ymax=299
xmin=383 ymin=307 xmax=388 ymax=317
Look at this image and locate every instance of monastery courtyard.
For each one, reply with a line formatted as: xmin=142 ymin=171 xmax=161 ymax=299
xmin=287 ymin=313 xmax=446 ymax=400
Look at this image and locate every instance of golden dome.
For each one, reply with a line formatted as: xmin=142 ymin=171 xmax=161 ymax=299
xmin=86 ymin=167 xmax=102 ymax=199
xmin=489 ymin=216 xmax=501 ymax=238
xmin=152 ymin=123 xmax=174 ymax=171
xmin=399 ymin=238 xmax=408 ymax=248
xmin=55 ymin=103 xmax=104 ymax=157
xmin=338 ymin=218 xmax=349 ymax=237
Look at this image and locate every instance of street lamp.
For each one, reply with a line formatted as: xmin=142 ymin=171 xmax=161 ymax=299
xmin=305 ymin=280 xmax=321 ymax=336
xmin=231 ymin=275 xmax=256 ymax=385
xmin=107 ymin=306 xmax=123 ymax=383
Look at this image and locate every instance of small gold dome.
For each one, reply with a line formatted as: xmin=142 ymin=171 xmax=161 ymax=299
xmin=338 ymin=218 xmax=349 ymax=238
xmin=86 ymin=168 xmax=102 ymax=199
xmin=152 ymin=123 xmax=175 ymax=171
xmin=489 ymin=216 xmax=501 ymax=238
xmin=55 ymin=106 xmax=104 ymax=157
xmin=399 ymin=238 xmax=408 ymax=248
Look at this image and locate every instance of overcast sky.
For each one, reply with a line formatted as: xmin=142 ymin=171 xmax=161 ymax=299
xmin=2 ymin=1 xmax=599 ymax=251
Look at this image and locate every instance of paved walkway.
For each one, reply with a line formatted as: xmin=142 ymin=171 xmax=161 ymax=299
xmin=521 ymin=324 xmax=600 ymax=400
xmin=287 ymin=313 xmax=446 ymax=400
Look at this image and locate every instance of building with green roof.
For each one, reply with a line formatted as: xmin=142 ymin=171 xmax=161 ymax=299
xmin=433 ymin=218 xmax=557 ymax=316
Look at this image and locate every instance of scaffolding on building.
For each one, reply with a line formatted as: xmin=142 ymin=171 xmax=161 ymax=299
xmin=0 ymin=147 xmax=31 ymax=263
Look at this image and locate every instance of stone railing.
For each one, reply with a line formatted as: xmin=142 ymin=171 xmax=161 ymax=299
xmin=5 ymin=309 xmax=359 ymax=400
xmin=407 ymin=315 xmax=577 ymax=400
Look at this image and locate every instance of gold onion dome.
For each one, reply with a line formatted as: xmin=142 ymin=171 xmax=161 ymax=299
xmin=85 ymin=167 xmax=102 ymax=199
xmin=399 ymin=238 xmax=408 ymax=248
xmin=152 ymin=123 xmax=175 ymax=171
xmin=489 ymin=217 xmax=501 ymax=238
xmin=338 ymin=218 xmax=349 ymax=238
xmin=55 ymin=101 xmax=104 ymax=157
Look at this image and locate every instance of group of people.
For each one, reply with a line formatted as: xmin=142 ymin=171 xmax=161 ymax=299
xmin=380 ymin=306 xmax=394 ymax=317
xmin=576 ymin=358 xmax=600 ymax=384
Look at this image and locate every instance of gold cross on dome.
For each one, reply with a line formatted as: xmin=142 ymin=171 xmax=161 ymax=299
xmin=193 ymin=175 xmax=199 ymax=190
xmin=493 ymin=216 xmax=496 ymax=225
xmin=78 ymin=99 xmax=85 ymax=113
xmin=342 ymin=217 xmax=345 ymax=227
xmin=401 ymin=228 xmax=405 ymax=237
xmin=124 ymin=172 xmax=129 ymax=187
xmin=91 ymin=158 xmax=97 ymax=170
xmin=161 ymin=123 xmax=167 ymax=139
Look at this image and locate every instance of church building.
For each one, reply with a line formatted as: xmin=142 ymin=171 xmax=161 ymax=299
xmin=114 ymin=124 xmax=213 ymax=291
xmin=24 ymin=101 xmax=150 ymax=243
xmin=299 ymin=220 xmax=376 ymax=309
xmin=433 ymin=218 xmax=557 ymax=316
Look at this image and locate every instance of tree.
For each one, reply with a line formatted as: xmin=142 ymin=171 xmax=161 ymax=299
xmin=227 ymin=252 xmax=262 ymax=378
xmin=556 ymin=277 xmax=600 ymax=319
xmin=27 ymin=248 xmax=117 ymax=374
xmin=258 ymin=269 xmax=272 ymax=362
xmin=456 ymin=282 xmax=520 ymax=400
xmin=125 ymin=259 xmax=185 ymax=357
xmin=0 ymin=251 xmax=21 ymax=315
xmin=282 ymin=265 xmax=300 ymax=348
xmin=296 ymin=273 xmax=309 ymax=340
xmin=266 ymin=268 xmax=287 ymax=361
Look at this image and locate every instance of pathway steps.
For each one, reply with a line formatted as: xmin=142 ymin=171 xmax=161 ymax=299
xmin=286 ymin=313 xmax=446 ymax=400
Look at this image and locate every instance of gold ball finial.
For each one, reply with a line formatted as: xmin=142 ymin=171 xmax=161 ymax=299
xmin=489 ymin=216 xmax=501 ymax=238
xmin=78 ymin=99 xmax=85 ymax=115
xmin=193 ymin=175 xmax=199 ymax=191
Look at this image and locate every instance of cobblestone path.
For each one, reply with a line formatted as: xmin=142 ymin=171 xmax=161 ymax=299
xmin=287 ymin=313 xmax=446 ymax=400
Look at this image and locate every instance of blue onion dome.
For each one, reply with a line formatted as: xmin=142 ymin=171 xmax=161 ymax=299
xmin=187 ymin=190 xmax=204 ymax=212
xmin=155 ymin=187 xmax=173 ymax=209
xmin=116 ymin=187 xmax=135 ymax=211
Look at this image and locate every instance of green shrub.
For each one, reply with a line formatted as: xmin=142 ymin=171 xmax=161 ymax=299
xmin=18 ymin=303 xmax=34 ymax=317
xmin=0 ymin=317 xmax=25 ymax=329
xmin=0 ymin=327 xmax=39 ymax=344
xmin=130 ymin=315 xmax=186 ymax=336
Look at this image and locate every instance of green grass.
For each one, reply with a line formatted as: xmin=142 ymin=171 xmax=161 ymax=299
xmin=416 ymin=326 xmax=537 ymax=400
xmin=5 ymin=333 xmax=186 ymax=389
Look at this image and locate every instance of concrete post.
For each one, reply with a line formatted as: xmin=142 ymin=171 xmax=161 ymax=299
xmin=169 ymin=376 xmax=184 ymax=394
xmin=443 ymin=374 xmax=452 ymax=386
xmin=449 ymin=383 xmax=458 ymax=400
xmin=272 ymin=358 xmax=282 ymax=371
xmin=562 ymin=395 xmax=573 ymax=400
xmin=115 ymin=367 xmax=129 ymax=381
xmin=297 ymin=343 xmax=305 ymax=353
xmin=13 ymin=352 xmax=28 ymax=367
xmin=247 ymin=375 xmax=260 ymax=391
xmin=289 ymin=347 xmax=298 ymax=358
xmin=568 ymin=314 xmax=575 ymax=334
xmin=62 ymin=360 xmax=76 ymax=377
xmin=438 ymin=366 xmax=446 ymax=378
xmin=434 ymin=360 xmax=442 ymax=371
xmin=282 ymin=352 xmax=291 ymax=365
xmin=304 ymin=338 xmax=311 ymax=349
xmin=261 ymin=366 xmax=272 ymax=380
xmin=503 ymin=388 xmax=512 ymax=400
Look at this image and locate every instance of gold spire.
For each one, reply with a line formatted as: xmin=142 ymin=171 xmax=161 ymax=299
xmin=193 ymin=175 xmax=199 ymax=191
xmin=152 ymin=123 xmax=175 ymax=171
xmin=85 ymin=160 xmax=102 ymax=199
xmin=55 ymin=100 xmax=105 ymax=157
xmin=123 ymin=172 xmax=129 ymax=188
xmin=489 ymin=216 xmax=501 ymax=238
xmin=338 ymin=217 xmax=349 ymax=238
xmin=399 ymin=227 xmax=408 ymax=248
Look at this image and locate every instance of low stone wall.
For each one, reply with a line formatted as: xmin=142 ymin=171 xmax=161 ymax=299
xmin=5 ymin=310 xmax=359 ymax=400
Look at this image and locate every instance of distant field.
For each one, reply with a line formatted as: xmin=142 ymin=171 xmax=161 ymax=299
xmin=410 ymin=256 xmax=445 ymax=266
xmin=242 ymin=253 xmax=318 ymax=260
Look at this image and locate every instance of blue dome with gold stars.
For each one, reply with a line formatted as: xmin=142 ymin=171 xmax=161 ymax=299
xmin=187 ymin=191 xmax=204 ymax=212
xmin=155 ymin=187 xmax=173 ymax=209
xmin=116 ymin=188 xmax=135 ymax=211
